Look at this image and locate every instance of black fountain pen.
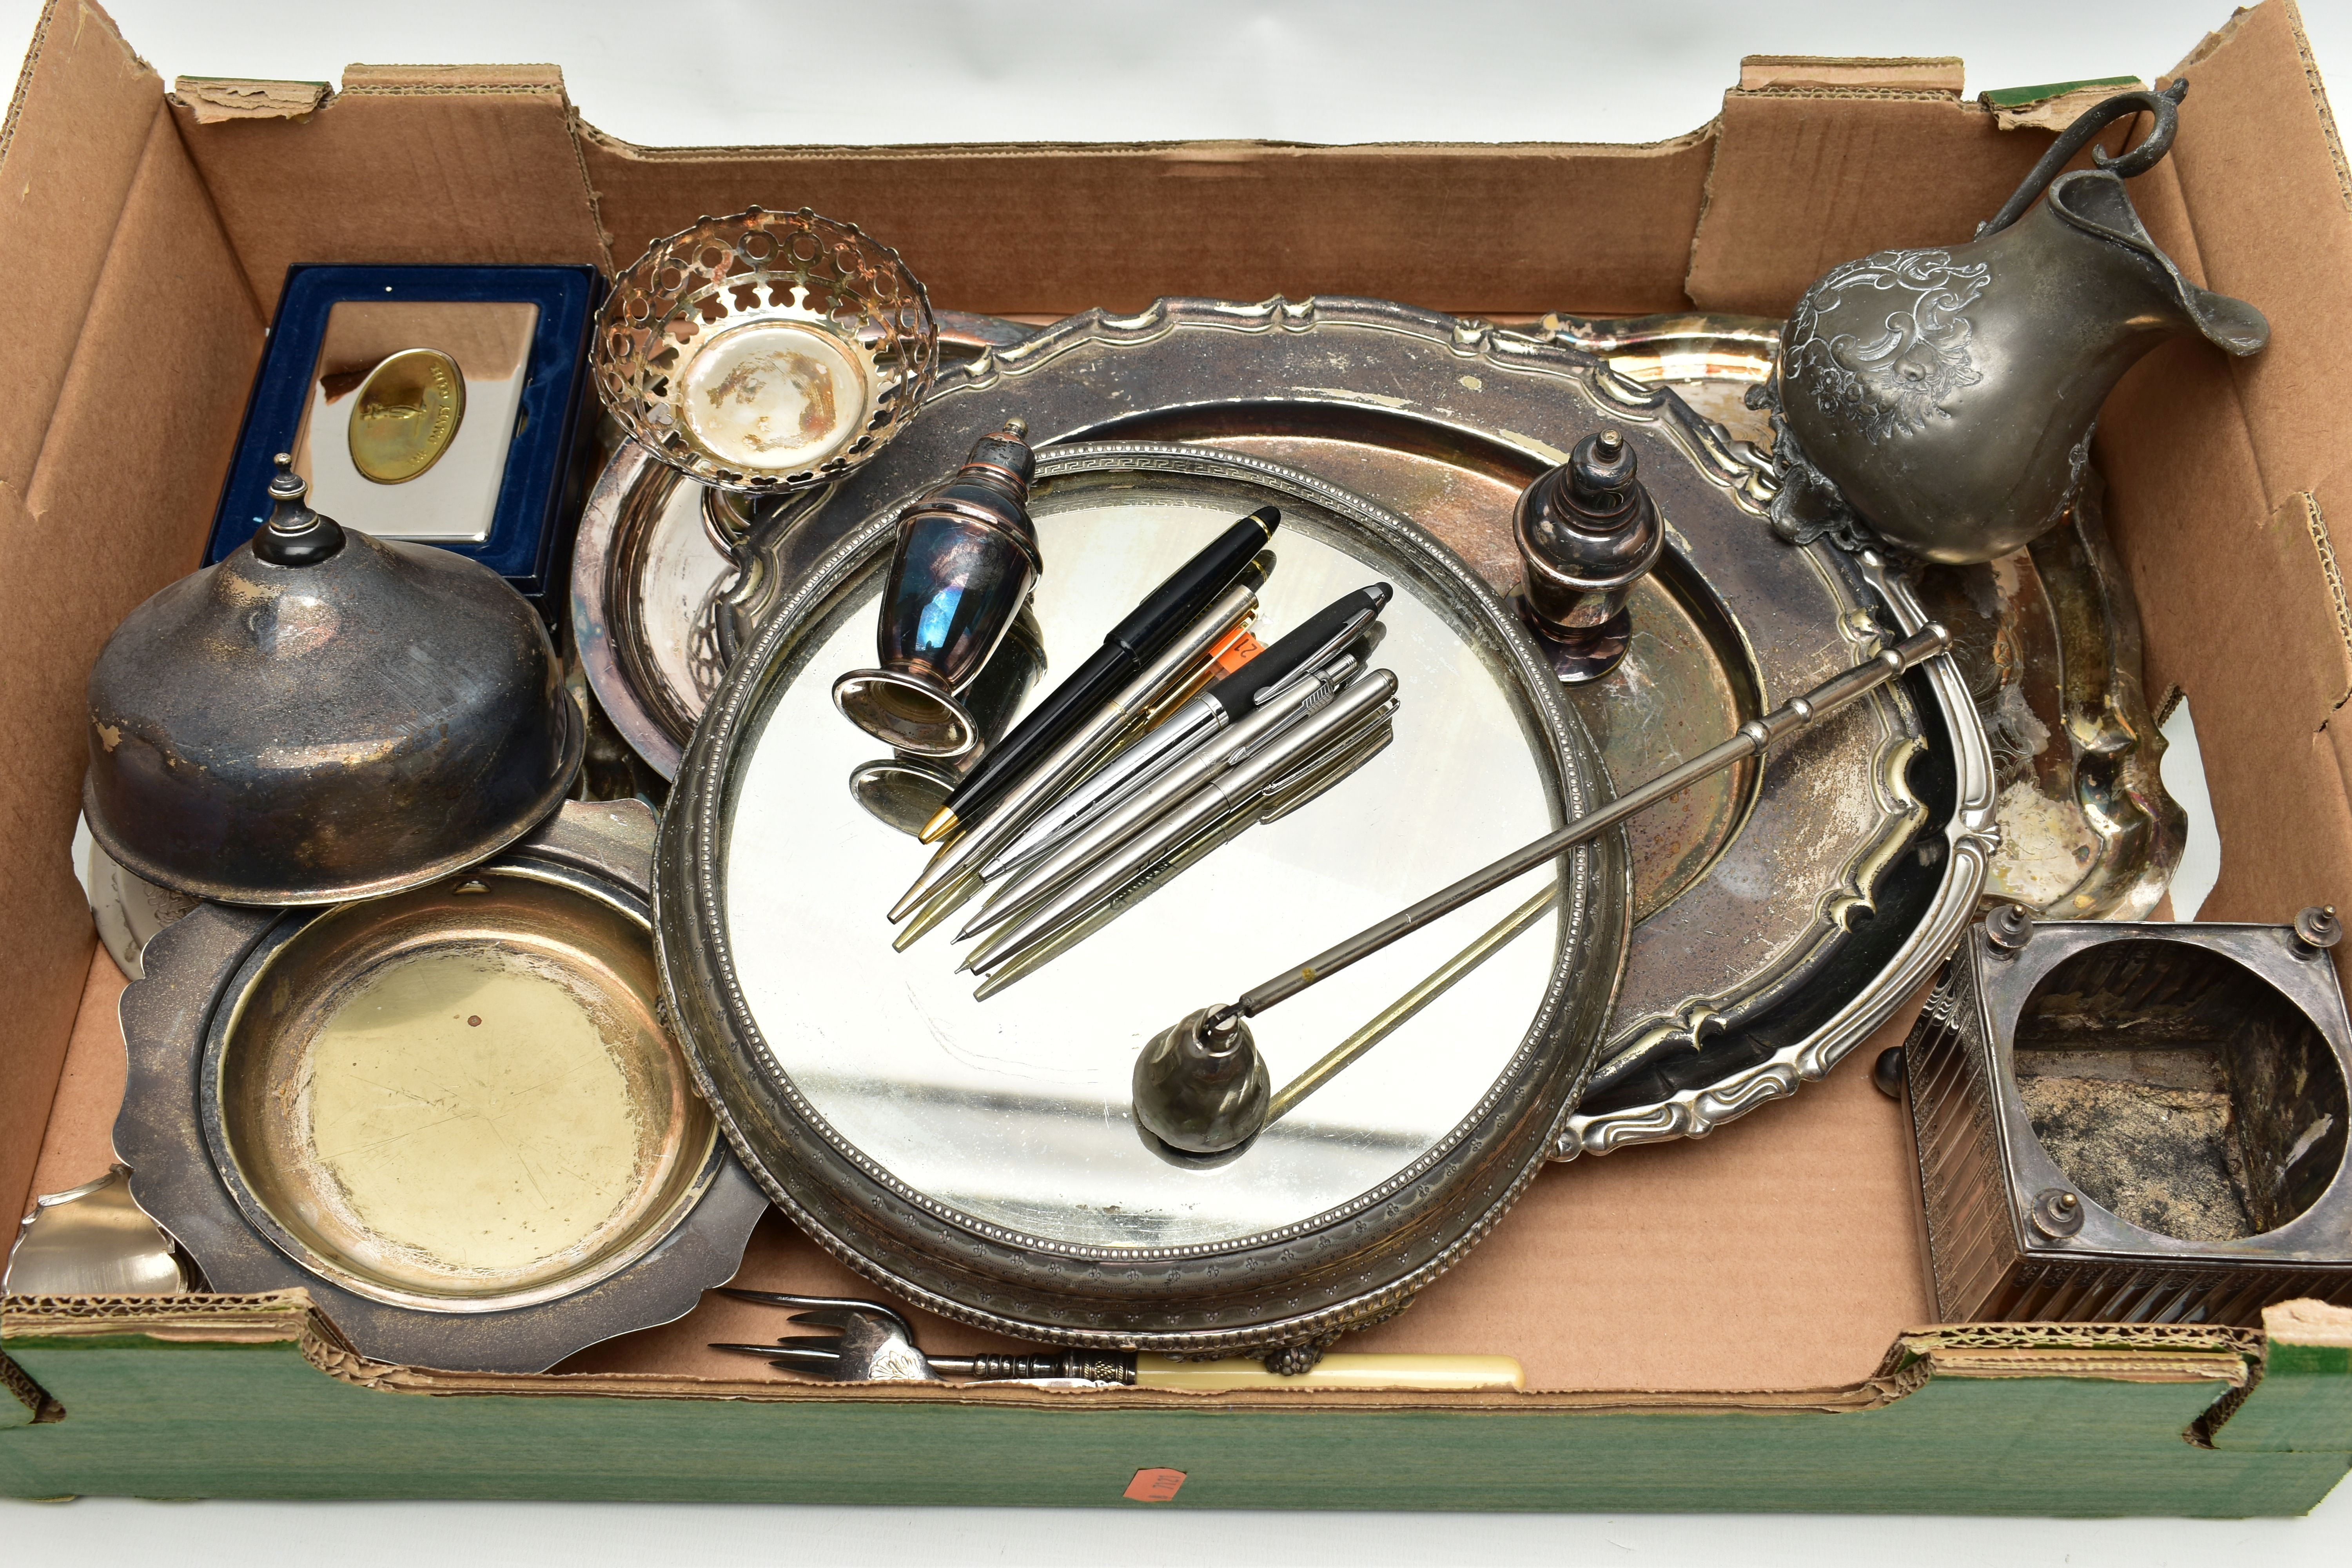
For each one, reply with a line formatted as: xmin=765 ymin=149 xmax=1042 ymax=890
xmin=919 ymin=505 xmax=1281 ymax=843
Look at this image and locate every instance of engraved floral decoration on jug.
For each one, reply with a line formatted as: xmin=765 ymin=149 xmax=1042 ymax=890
xmin=1784 ymin=249 xmax=1990 ymax=445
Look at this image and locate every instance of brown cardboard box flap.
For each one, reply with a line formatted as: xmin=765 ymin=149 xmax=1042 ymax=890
xmin=172 ymin=77 xmax=326 ymax=125
xmin=1738 ymin=56 xmax=1965 ymax=97
xmin=0 ymin=1288 xmax=2256 ymax=1414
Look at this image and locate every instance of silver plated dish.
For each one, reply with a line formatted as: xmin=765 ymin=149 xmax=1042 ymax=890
xmin=114 ymin=800 xmax=768 ymax=1372
xmin=593 ymin=207 xmax=937 ymax=494
xmin=709 ymin=296 xmax=1992 ymax=1157
xmin=573 ymin=315 xmax=1038 ymax=779
xmin=660 ymin=442 xmax=1630 ymax=1351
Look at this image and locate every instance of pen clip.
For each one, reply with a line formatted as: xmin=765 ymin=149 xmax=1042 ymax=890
xmin=1225 ymin=653 xmax=1361 ymax=767
xmin=1250 ymin=606 xmax=1380 ymax=706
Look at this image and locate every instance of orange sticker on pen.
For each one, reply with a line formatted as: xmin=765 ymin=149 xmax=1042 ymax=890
xmin=1209 ymin=631 xmax=1263 ymax=677
xmin=1124 ymin=1467 xmax=1187 ymax=1501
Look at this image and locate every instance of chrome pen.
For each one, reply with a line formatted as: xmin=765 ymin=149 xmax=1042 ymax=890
xmin=966 ymin=684 xmax=1400 ymax=980
xmin=970 ymin=715 xmax=1396 ymax=1000
xmin=955 ymin=651 xmax=1367 ymax=944
xmin=887 ymin=578 xmax=1261 ymax=927
xmin=966 ymin=668 xmax=1401 ymax=978
xmin=980 ymin=583 xmax=1392 ymax=881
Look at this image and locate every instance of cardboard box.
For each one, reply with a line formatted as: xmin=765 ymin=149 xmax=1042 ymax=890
xmin=6 ymin=0 xmax=2352 ymax=1513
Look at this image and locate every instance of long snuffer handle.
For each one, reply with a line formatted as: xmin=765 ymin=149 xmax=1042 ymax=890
xmin=1207 ymin=624 xmax=1952 ymax=1030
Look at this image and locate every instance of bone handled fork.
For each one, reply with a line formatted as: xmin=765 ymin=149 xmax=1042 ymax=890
xmin=711 ymin=1290 xmax=1142 ymax=1383
xmin=709 ymin=1289 xmax=1524 ymax=1390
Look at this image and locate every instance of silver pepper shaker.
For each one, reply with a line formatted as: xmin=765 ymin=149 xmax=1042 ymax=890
xmin=1510 ymin=428 xmax=1663 ymax=684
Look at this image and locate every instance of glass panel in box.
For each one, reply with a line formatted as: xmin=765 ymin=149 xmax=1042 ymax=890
xmin=289 ymin=300 xmax=541 ymax=542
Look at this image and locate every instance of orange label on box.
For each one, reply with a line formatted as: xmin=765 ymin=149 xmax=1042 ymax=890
xmin=1123 ymin=1467 xmax=1187 ymax=1501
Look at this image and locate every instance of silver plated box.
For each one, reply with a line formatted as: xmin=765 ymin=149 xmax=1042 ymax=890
xmin=1901 ymin=915 xmax=2352 ymax=1324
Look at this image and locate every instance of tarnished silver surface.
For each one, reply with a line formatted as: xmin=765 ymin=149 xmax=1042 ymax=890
xmin=73 ymin=813 xmax=197 ymax=981
xmin=593 ymin=207 xmax=938 ymax=494
xmin=112 ymin=800 xmax=769 ymax=1372
xmin=1563 ymin=310 xmax=2183 ymax=922
xmin=1558 ymin=551 xmax=1998 ymax=1156
xmin=4 ymin=1166 xmax=187 ymax=1296
xmin=1914 ymin=477 xmax=2185 ymax=919
xmin=1761 ymin=83 xmax=2268 ymax=564
xmin=713 ymin=298 xmax=1942 ymax=1131
xmin=1902 ymin=915 xmax=2352 ymax=1323
xmin=572 ymin=441 xmax=737 ymax=779
xmin=660 ymin=441 xmax=1628 ymax=1350
xmin=572 ymin=315 xmax=1034 ymax=780
xmin=85 ymin=465 xmax=583 ymax=906
xmin=1533 ymin=313 xmax=1998 ymax=1153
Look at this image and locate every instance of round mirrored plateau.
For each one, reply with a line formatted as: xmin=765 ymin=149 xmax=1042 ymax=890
xmin=715 ymin=296 xmax=1994 ymax=1159
xmin=114 ymin=801 xmax=769 ymax=1373
xmin=661 ymin=442 xmax=1630 ymax=1352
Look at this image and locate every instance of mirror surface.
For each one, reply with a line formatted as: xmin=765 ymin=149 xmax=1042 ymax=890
xmin=722 ymin=478 xmax=1574 ymax=1249
xmin=291 ymin=299 xmax=541 ymax=541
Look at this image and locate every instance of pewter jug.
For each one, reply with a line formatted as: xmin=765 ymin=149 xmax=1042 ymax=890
xmin=1762 ymin=82 xmax=2269 ymax=565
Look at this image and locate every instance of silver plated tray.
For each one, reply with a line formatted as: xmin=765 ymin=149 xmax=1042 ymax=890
xmin=1547 ymin=310 xmax=2184 ymax=921
xmin=114 ymin=800 xmax=769 ymax=1372
xmin=711 ymin=296 xmax=1992 ymax=1156
xmin=660 ymin=442 xmax=1629 ymax=1350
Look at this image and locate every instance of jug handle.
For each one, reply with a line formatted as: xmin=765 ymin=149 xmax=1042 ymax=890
xmin=1978 ymin=78 xmax=2189 ymax=238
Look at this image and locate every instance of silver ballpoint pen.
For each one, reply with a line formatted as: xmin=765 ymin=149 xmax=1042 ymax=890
xmin=887 ymin=579 xmax=1260 ymax=929
xmin=955 ymin=652 xmax=1366 ymax=944
xmin=966 ymin=668 xmax=1401 ymax=978
xmin=980 ymin=590 xmax=1390 ymax=881
xmin=970 ymin=715 xmax=1397 ymax=1000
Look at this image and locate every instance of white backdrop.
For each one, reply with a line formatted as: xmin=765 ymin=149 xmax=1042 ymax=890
xmin=7 ymin=1 xmax=2351 ymax=1562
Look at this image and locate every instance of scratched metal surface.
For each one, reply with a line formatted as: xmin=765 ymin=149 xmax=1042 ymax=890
xmin=725 ymin=298 xmax=1928 ymax=1094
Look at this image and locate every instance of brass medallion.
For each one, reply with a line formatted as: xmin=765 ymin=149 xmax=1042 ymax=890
xmin=348 ymin=347 xmax=466 ymax=484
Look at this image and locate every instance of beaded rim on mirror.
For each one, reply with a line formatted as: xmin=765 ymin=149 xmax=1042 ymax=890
xmin=655 ymin=442 xmax=1633 ymax=1354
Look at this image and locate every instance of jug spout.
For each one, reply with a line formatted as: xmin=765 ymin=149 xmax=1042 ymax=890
xmin=1759 ymin=78 xmax=2268 ymax=566
xmin=2042 ymin=168 xmax=2268 ymax=358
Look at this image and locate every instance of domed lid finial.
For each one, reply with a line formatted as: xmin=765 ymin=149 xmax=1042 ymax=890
xmin=254 ymin=453 xmax=347 ymax=566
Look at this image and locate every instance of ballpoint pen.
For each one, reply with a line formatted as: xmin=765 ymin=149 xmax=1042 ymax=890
xmin=887 ymin=577 xmax=1263 ymax=933
xmin=955 ymin=651 xmax=1367 ymax=943
xmin=966 ymin=668 xmax=1401 ymax=978
xmin=980 ymin=582 xmax=1393 ymax=882
xmin=970 ymin=712 xmax=1397 ymax=999
xmin=919 ymin=506 xmax=1281 ymax=844
xmin=966 ymin=687 xmax=1398 ymax=980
